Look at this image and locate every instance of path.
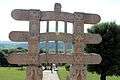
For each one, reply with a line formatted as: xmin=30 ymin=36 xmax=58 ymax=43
xmin=42 ymin=70 xmax=60 ymax=80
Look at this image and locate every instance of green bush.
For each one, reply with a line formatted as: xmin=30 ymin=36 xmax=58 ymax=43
xmin=65 ymin=64 xmax=70 ymax=71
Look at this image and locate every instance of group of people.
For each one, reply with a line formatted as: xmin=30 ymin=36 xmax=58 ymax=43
xmin=42 ymin=63 xmax=58 ymax=73
xmin=50 ymin=64 xmax=57 ymax=73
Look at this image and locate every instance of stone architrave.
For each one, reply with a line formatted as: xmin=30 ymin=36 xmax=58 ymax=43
xmin=7 ymin=3 xmax=102 ymax=80
xmin=9 ymin=31 xmax=102 ymax=44
xmin=7 ymin=53 xmax=102 ymax=64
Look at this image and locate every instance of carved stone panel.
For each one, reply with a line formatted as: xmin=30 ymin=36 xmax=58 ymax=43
xmin=9 ymin=31 xmax=102 ymax=44
xmin=7 ymin=53 xmax=102 ymax=65
xmin=11 ymin=10 xmax=100 ymax=24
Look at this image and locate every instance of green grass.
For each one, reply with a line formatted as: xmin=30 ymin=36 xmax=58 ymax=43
xmin=58 ymin=66 xmax=120 ymax=80
xmin=57 ymin=66 xmax=69 ymax=80
xmin=0 ymin=67 xmax=120 ymax=80
xmin=0 ymin=67 xmax=25 ymax=80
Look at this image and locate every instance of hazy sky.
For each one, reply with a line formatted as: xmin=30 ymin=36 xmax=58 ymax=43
xmin=0 ymin=0 xmax=120 ymax=41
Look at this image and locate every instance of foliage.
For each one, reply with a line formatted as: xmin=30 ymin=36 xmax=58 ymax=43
xmin=0 ymin=51 xmax=9 ymax=66
xmin=17 ymin=47 xmax=28 ymax=53
xmin=85 ymin=22 xmax=120 ymax=80
xmin=64 ymin=64 xmax=70 ymax=71
xmin=58 ymin=66 xmax=69 ymax=80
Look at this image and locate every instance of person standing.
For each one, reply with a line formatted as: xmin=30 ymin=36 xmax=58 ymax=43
xmin=50 ymin=63 xmax=53 ymax=73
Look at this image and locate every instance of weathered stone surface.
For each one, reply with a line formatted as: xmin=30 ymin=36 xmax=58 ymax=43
xmin=74 ymin=12 xmax=101 ymax=24
xmin=7 ymin=53 xmax=102 ymax=65
xmin=26 ymin=66 xmax=43 ymax=80
xmin=7 ymin=3 xmax=102 ymax=80
xmin=11 ymin=10 xmax=100 ymax=24
xmin=9 ymin=31 xmax=29 ymax=42
xmin=11 ymin=9 xmax=41 ymax=21
xmin=9 ymin=31 xmax=102 ymax=44
xmin=70 ymin=17 xmax=85 ymax=80
xmin=26 ymin=7 xmax=42 ymax=80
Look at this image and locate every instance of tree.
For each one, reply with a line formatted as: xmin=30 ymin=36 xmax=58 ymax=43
xmin=0 ymin=50 xmax=9 ymax=66
xmin=2 ymin=49 xmax=8 ymax=54
xmin=85 ymin=22 xmax=120 ymax=80
xmin=17 ymin=47 xmax=28 ymax=53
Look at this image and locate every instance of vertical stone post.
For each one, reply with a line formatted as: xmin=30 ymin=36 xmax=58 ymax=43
xmin=26 ymin=10 xmax=43 ymax=80
xmin=70 ymin=13 xmax=86 ymax=80
xmin=45 ymin=21 xmax=49 ymax=63
xmin=64 ymin=22 xmax=68 ymax=54
xmin=46 ymin=21 xmax=49 ymax=54
xmin=55 ymin=21 xmax=59 ymax=54
xmin=54 ymin=3 xmax=61 ymax=54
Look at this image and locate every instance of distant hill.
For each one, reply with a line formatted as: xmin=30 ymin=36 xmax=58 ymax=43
xmin=0 ymin=41 xmax=73 ymax=52
xmin=0 ymin=41 xmax=27 ymax=49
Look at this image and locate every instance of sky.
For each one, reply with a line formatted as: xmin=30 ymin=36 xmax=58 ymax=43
xmin=0 ymin=0 xmax=120 ymax=41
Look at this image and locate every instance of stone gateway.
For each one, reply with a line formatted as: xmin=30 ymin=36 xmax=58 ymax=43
xmin=7 ymin=3 xmax=102 ymax=80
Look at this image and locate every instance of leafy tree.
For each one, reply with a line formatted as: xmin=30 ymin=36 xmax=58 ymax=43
xmin=17 ymin=47 xmax=23 ymax=50
xmin=17 ymin=47 xmax=28 ymax=53
xmin=85 ymin=22 xmax=120 ymax=80
xmin=2 ymin=49 xmax=8 ymax=54
xmin=0 ymin=50 xmax=9 ymax=66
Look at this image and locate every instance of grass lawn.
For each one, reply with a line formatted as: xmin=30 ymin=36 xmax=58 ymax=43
xmin=0 ymin=67 xmax=120 ymax=80
xmin=57 ymin=66 xmax=69 ymax=80
xmin=0 ymin=67 xmax=25 ymax=80
xmin=58 ymin=66 xmax=120 ymax=80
